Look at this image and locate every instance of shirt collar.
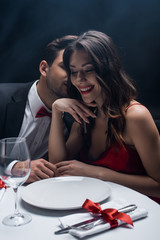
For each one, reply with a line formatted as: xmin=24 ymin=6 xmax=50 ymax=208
xmin=28 ymin=80 xmax=51 ymax=119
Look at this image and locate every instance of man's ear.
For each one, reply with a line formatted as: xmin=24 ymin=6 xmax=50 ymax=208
xmin=39 ymin=60 xmax=49 ymax=77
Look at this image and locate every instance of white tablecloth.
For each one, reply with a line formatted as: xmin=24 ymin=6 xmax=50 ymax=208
xmin=0 ymin=181 xmax=159 ymax=240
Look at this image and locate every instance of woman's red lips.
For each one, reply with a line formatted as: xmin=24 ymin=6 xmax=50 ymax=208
xmin=79 ymin=85 xmax=94 ymax=94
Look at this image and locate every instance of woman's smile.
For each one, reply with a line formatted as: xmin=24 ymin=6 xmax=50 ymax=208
xmin=79 ymin=85 xmax=94 ymax=94
xmin=70 ymin=49 xmax=104 ymax=105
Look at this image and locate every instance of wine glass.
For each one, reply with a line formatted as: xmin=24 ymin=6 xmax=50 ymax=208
xmin=0 ymin=137 xmax=32 ymax=226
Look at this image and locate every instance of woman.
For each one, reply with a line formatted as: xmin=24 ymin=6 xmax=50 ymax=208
xmin=49 ymin=30 xmax=160 ymax=203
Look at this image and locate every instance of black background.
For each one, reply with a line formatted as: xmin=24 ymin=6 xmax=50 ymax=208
xmin=0 ymin=0 xmax=159 ymax=117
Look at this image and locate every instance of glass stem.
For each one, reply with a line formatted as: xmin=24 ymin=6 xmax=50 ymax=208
xmin=13 ymin=187 xmax=20 ymax=216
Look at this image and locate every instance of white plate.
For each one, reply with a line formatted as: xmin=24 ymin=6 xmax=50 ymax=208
xmin=21 ymin=176 xmax=111 ymax=210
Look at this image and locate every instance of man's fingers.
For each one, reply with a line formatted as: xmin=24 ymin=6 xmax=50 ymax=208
xmin=43 ymin=160 xmax=57 ymax=172
xmin=26 ymin=173 xmax=41 ymax=183
xmin=29 ymin=159 xmax=57 ymax=182
xmin=35 ymin=169 xmax=52 ymax=179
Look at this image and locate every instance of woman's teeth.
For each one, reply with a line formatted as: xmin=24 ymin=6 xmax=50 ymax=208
xmin=80 ymin=86 xmax=94 ymax=93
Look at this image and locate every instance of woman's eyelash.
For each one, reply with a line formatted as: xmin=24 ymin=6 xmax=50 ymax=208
xmin=71 ymin=69 xmax=94 ymax=75
xmin=85 ymin=69 xmax=94 ymax=72
xmin=71 ymin=71 xmax=78 ymax=75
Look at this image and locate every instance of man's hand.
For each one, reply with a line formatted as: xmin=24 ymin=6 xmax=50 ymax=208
xmin=14 ymin=159 xmax=57 ymax=183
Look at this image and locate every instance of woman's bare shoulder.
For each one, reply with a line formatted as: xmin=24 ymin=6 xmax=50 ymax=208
xmin=124 ymin=101 xmax=159 ymax=147
xmin=125 ymin=101 xmax=151 ymax=122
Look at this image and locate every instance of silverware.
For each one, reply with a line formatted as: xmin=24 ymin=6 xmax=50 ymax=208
xmin=76 ymin=218 xmax=104 ymax=231
xmin=54 ymin=204 xmax=137 ymax=234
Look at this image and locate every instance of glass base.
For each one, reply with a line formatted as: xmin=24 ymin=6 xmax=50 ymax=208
xmin=2 ymin=213 xmax=32 ymax=227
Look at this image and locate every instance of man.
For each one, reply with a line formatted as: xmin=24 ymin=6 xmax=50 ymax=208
xmin=0 ymin=35 xmax=77 ymax=183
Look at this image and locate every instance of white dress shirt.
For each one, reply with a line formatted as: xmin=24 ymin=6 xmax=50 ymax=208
xmin=18 ymin=81 xmax=51 ymax=160
xmin=5 ymin=80 xmax=68 ymax=175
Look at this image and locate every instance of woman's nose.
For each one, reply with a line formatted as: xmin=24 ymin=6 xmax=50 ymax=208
xmin=77 ymin=70 xmax=85 ymax=81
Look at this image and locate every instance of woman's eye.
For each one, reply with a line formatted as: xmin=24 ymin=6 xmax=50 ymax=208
xmin=71 ymin=71 xmax=78 ymax=75
xmin=59 ymin=63 xmax=65 ymax=69
xmin=60 ymin=65 xmax=65 ymax=70
xmin=85 ymin=69 xmax=94 ymax=73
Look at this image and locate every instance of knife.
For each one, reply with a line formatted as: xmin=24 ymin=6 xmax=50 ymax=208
xmin=54 ymin=204 xmax=137 ymax=234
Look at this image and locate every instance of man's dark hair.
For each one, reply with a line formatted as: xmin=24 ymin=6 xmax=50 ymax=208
xmin=42 ymin=35 xmax=77 ymax=66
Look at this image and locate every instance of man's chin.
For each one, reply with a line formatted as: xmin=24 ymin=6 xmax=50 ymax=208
xmin=60 ymin=89 xmax=68 ymax=98
xmin=57 ymin=92 xmax=68 ymax=98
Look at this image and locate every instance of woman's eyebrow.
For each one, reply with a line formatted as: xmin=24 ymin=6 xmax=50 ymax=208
xmin=70 ymin=62 xmax=92 ymax=68
xmin=58 ymin=61 xmax=64 ymax=66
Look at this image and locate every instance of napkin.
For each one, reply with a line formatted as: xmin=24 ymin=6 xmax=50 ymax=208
xmin=0 ymin=188 xmax=5 ymax=201
xmin=58 ymin=199 xmax=148 ymax=239
xmin=0 ymin=180 xmax=6 ymax=202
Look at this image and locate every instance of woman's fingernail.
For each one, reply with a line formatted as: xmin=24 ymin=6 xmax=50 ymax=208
xmin=77 ymin=120 xmax=82 ymax=124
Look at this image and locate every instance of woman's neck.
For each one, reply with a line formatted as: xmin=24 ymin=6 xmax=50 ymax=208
xmin=96 ymin=106 xmax=108 ymax=120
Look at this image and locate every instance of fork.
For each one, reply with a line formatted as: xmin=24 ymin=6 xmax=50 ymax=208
xmin=73 ymin=218 xmax=105 ymax=230
xmin=71 ymin=204 xmax=137 ymax=231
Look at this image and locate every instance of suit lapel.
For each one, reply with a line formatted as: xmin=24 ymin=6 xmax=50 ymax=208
xmin=4 ymin=101 xmax=27 ymax=137
xmin=3 ymin=82 xmax=33 ymax=138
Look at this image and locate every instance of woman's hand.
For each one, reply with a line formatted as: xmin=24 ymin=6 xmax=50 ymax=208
xmin=52 ymin=98 xmax=96 ymax=124
xmin=55 ymin=159 xmax=160 ymax=198
xmin=55 ymin=160 xmax=93 ymax=177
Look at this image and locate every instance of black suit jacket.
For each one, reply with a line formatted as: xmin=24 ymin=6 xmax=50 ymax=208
xmin=0 ymin=82 xmax=34 ymax=139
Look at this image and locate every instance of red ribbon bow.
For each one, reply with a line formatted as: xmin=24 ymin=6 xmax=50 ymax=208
xmin=35 ymin=107 xmax=52 ymax=118
xmin=82 ymin=199 xmax=133 ymax=228
xmin=0 ymin=179 xmax=6 ymax=189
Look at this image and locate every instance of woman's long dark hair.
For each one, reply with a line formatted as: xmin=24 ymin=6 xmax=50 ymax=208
xmin=63 ymin=30 xmax=137 ymax=147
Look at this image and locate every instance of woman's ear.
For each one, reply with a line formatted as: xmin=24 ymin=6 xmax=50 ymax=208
xmin=39 ymin=60 xmax=49 ymax=77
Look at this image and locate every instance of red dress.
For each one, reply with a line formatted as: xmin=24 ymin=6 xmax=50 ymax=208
xmin=80 ymin=143 xmax=160 ymax=204
xmin=80 ymin=103 xmax=160 ymax=204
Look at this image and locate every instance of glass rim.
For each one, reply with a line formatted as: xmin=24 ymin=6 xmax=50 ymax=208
xmin=0 ymin=137 xmax=27 ymax=144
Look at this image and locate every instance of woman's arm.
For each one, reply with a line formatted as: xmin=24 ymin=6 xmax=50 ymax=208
xmin=56 ymin=160 xmax=160 ymax=197
xmin=55 ymin=103 xmax=160 ymax=197
xmin=48 ymin=98 xmax=96 ymax=164
xmin=48 ymin=103 xmax=67 ymax=163
xmin=125 ymin=104 xmax=160 ymax=182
